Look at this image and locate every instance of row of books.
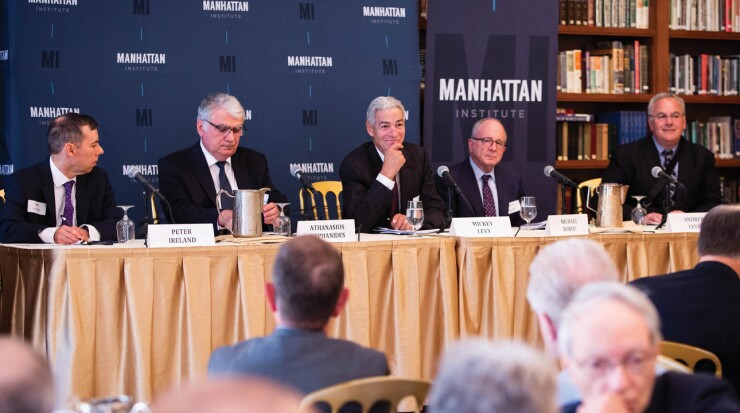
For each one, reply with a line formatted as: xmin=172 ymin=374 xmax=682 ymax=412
xmin=719 ymin=177 xmax=740 ymax=203
xmin=558 ymin=41 xmax=650 ymax=94
xmin=556 ymin=110 xmax=648 ymax=160
xmin=559 ymin=0 xmax=650 ymax=28
xmin=686 ymin=117 xmax=740 ymax=158
xmin=669 ymin=54 xmax=740 ymax=96
xmin=669 ymin=0 xmax=740 ymax=32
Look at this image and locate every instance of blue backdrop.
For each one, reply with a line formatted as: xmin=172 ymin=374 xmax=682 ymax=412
xmin=1 ymin=1 xmax=420 ymax=226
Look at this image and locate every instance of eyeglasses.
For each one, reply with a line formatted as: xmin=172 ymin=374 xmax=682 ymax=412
xmin=471 ymin=137 xmax=506 ymax=149
xmin=572 ymin=350 xmax=655 ymax=379
xmin=649 ymin=112 xmax=684 ymax=122
xmin=202 ymin=119 xmax=245 ymax=135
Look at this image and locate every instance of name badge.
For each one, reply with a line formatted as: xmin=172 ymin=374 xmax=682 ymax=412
xmin=508 ymin=200 xmax=521 ymax=214
xmin=27 ymin=200 xmax=46 ymax=215
xmin=296 ymin=219 xmax=356 ymax=243
xmin=449 ymin=217 xmax=513 ymax=237
xmin=665 ymin=213 xmax=706 ymax=233
xmin=146 ymin=224 xmax=215 ymax=248
xmin=547 ymin=214 xmax=589 ymax=236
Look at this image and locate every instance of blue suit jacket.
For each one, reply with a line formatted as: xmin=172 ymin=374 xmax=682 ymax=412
xmin=435 ymin=158 xmax=525 ymax=226
xmin=208 ymin=328 xmax=389 ymax=395
xmin=0 ymin=160 xmax=121 ymax=243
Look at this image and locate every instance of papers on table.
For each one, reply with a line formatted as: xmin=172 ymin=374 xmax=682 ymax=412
xmin=374 ymin=228 xmax=441 ymax=235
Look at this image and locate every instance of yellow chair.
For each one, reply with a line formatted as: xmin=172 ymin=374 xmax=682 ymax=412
xmin=660 ymin=341 xmax=722 ymax=377
xmin=301 ymin=376 xmax=431 ymax=413
xmin=656 ymin=354 xmax=692 ymax=374
xmin=299 ymin=180 xmax=343 ymax=220
xmin=576 ymin=177 xmax=601 ymax=214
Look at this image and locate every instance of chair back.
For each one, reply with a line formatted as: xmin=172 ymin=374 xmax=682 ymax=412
xmin=656 ymin=354 xmax=692 ymax=374
xmin=576 ymin=177 xmax=602 ymax=214
xmin=301 ymin=376 xmax=430 ymax=413
xmin=299 ymin=180 xmax=343 ymax=220
xmin=660 ymin=341 xmax=722 ymax=377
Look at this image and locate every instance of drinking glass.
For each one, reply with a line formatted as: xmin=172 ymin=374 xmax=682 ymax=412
xmin=631 ymin=195 xmax=648 ymax=225
xmin=519 ymin=196 xmax=537 ymax=229
xmin=116 ymin=205 xmax=135 ymax=243
xmin=273 ymin=203 xmax=291 ymax=236
xmin=406 ymin=200 xmax=424 ymax=236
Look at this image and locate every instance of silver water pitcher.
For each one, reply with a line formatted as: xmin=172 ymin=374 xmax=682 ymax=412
xmin=585 ymin=183 xmax=629 ymax=228
xmin=217 ymin=188 xmax=271 ymax=237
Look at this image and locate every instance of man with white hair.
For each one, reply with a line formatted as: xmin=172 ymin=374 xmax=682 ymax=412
xmin=429 ymin=339 xmax=557 ymax=413
xmin=559 ymin=282 xmax=740 ymax=413
xmin=527 ymin=238 xmax=620 ymax=405
xmin=0 ymin=337 xmax=55 ymax=413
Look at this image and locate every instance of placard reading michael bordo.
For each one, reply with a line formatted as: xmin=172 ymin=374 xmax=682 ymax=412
xmin=547 ymin=214 xmax=589 ymax=236
xmin=297 ymin=220 xmax=356 ymax=243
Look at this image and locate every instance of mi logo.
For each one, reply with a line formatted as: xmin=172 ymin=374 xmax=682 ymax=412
xmin=220 ymin=55 xmax=236 ymax=72
xmin=299 ymin=3 xmax=315 ymax=19
xmin=382 ymin=59 xmax=398 ymax=75
xmin=133 ymin=0 xmax=150 ymax=15
xmin=41 ymin=51 xmax=60 ymax=69
xmin=302 ymin=110 xmax=318 ymax=126
xmin=136 ymin=109 xmax=153 ymax=127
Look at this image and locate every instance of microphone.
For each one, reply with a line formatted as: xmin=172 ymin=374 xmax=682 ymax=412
xmin=127 ymin=166 xmax=166 ymax=200
xmin=290 ymin=165 xmax=316 ymax=193
xmin=437 ymin=166 xmax=462 ymax=194
xmin=544 ymin=165 xmax=578 ymax=188
xmin=651 ymin=166 xmax=679 ymax=184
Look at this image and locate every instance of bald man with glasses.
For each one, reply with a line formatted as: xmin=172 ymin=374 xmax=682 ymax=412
xmin=158 ymin=93 xmax=286 ymax=233
xmin=435 ymin=117 xmax=525 ymax=225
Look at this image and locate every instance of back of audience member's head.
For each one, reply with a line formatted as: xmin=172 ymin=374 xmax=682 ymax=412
xmin=154 ymin=377 xmax=314 ymax=413
xmin=430 ymin=339 xmax=558 ymax=413
xmin=698 ymin=204 xmax=740 ymax=259
xmin=0 ymin=337 xmax=55 ymax=413
xmin=272 ymin=235 xmax=345 ymax=330
xmin=527 ymin=238 xmax=620 ymax=330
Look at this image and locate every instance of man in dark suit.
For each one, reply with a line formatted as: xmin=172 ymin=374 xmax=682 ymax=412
xmin=158 ymin=93 xmax=286 ymax=232
xmin=340 ymin=96 xmax=444 ymax=232
xmin=436 ymin=118 xmax=524 ymax=226
xmin=0 ymin=113 xmax=121 ymax=244
xmin=631 ymin=204 xmax=740 ymax=395
xmin=602 ymin=92 xmax=722 ymax=224
xmin=559 ymin=282 xmax=740 ymax=413
xmin=208 ymin=235 xmax=389 ymax=394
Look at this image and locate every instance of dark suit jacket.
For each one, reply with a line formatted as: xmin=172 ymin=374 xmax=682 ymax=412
xmin=208 ymin=328 xmax=389 ymax=395
xmin=602 ymin=136 xmax=722 ymax=219
xmin=631 ymin=261 xmax=740 ymax=394
xmin=0 ymin=160 xmax=120 ymax=243
xmin=339 ymin=142 xmax=445 ymax=232
xmin=435 ymin=158 xmax=525 ymax=226
xmin=158 ymin=142 xmax=286 ymax=231
xmin=562 ymin=372 xmax=740 ymax=413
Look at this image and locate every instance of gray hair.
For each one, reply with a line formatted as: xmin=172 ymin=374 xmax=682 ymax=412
xmin=698 ymin=205 xmax=740 ymax=259
xmin=526 ymin=238 xmax=620 ymax=329
xmin=647 ymin=92 xmax=685 ymax=116
xmin=470 ymin=117 xmax=506 ymax=140
xmin=430 ymin=339 xmax=557 ymax=413
xmin=0 ymin=337 xmax=55 ymax=413
xmin=558 ymin=282 xmax=662 ymax=358
xmin=197 ymin=93 xmax=245 ymax=121
xmin=366 ymin=96 xmax=405 ymax=125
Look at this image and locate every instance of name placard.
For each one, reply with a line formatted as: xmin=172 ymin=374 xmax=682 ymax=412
xmin=296 ymin=219 xmax=356 ymax=242
xmin=547 ymin=214 xmax=589 ymax=236
xmin=146 ymin=224 xmax=216 ymax=248
xmin=665 ymin=212 xmax=706 ymax=233
xmin=449 ymin=217 xmax=512 ymax=237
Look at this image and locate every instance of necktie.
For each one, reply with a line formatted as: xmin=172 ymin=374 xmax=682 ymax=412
xmin=661 ymin=149 xmax=676 ymax=206
xmin=62 ymin=180 xmax=75 ymax=226
xmin=482 ymin=175 xmax=497 ymax=217
xmin=389 ymin=180 xmax=399 ymax=219
xmin=216 ymin=161 xmax=234 ymax=209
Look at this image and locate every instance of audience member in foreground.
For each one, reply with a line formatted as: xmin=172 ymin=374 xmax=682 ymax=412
xmin=0 ymin=337 xmax=55 ymax=413
xmin=154 ymin=377 xmax=314 ymax=413
xmin=559 ymin=282 xmax=740 ymax=413
xmin=631 ymin=204 xmax=740 ymax=394
xmin=430 ymin=339 xmax=558 ymax=413
xmin=0 ymin=113 xmax=120 ymax=243
xmin=527 ymin=238 xmax=621 ymax=405
xmin=208 ymin=235 xmax=388 ymax=393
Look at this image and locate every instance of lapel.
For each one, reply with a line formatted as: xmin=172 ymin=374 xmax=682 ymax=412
xmin=190 ymin=143 xmax=219 ymax=208
xmin=492 ymin=167 xmax=510 ymax=215
xmin=230 ymin=149 xmax=251 ymax=189
xmin=459 ymin=160 xmax=485 ymax=216
xmin=40 ymin=162 xmax=57 ymax=224
xmin=366 ymin=142 xmax=383 ymax=175
xmin=639 ymin=136 xmax=662 ymax=176
xmin=673 ymin=139 xmax=688 ymax=182
xmin=398 ymin=146 xmax=413 ymax=212
xmin=75 ymin=172 xmax=91 ymax=223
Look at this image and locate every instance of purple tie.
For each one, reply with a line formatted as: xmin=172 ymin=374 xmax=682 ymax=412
xmin=482 ymin=175 xmax=497 ymax=217
xmin=62 ymin=180 xmax=75 ymax=226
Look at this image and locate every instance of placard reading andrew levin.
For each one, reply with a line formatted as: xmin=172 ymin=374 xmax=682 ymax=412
xmin=423 ymin=0 xmax=559 ymax=217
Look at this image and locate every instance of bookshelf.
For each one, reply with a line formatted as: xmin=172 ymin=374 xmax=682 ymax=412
xmin=558 ymin=0 xmax=740 ymax=202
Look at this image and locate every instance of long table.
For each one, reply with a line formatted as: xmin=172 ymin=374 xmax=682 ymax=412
xmin=0 ymin=232 xmax=699 ymax=404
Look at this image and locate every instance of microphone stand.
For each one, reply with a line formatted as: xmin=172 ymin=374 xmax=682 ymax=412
xmin=445 ymin=187 xmax=454 ymax=229
xmin=655 ymin=182 xmax=671 ymax=230
xmin=300 ymin=187 xmax=315 ymax=221
xmin=560 ymin=183 xmax=568 ymax=215
xmin=137 ymin=189 xmax=151 ymax=238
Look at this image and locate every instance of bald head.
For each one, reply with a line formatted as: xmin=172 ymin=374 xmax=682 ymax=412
xmin=0 ymin=337 xmax=54 ymax=413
